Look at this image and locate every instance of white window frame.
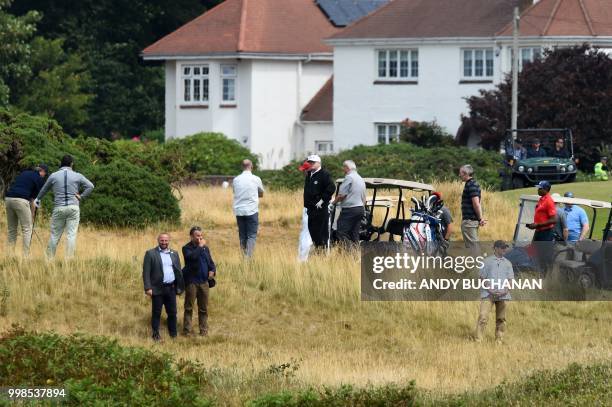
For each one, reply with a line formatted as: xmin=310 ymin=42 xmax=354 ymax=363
xmin=315 ymin=140 xmax=334 ymax=155
xmin=376 ymin=123 xmax=401 ymax=144
xmin=376 ymin=49 xmax=419 ymax=80
xmin=181 ymin=64 xmax=209 ymax=104
xmin=221 ymin=64 xmax=237 ymax=104
xmin=461 ymin=48 xmax=494 ymax=80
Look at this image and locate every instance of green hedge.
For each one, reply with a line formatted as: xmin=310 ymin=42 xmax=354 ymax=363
xmin=258 ymin=143 xmax=503 ymax=190
xmin=81 ymin=160 xmax=180 ymax=227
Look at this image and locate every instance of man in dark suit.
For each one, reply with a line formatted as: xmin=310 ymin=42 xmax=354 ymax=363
xmin=303 ymin=154 xmax=336 ymax=249
xmin=143 ymin=232 xmax=185 ymax=341
xmin=182 ymin=226 xmax=216 ymax=336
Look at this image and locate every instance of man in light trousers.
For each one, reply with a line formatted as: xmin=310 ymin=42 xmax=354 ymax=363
xmin=4 ymin=164 xmax=48 ymax=256
xmin=232 ymin=159 xmax=264 ymax=258
xmin=35 ymin=155 xmax=94 ymax=259
xmin=474 ymin=240 xmax=513 ymax=343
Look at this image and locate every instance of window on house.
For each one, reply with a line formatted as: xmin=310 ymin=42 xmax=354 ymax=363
xmin=315 ymin=141 xmax=334 ymax=155
xmin=376 ymin=124 xmax=400 ymax=144
xmin=520 ymin=47 xmax=542 ymax=69
xmin=377 ymin=50 xmax=418 ymax=79
xmin=182 ymin=65 xmax=209 ymax=103
xmin=462 ymin=49 xmax=494 ymax=79
xmin=221 ymin=65 xmax=237 ymax=103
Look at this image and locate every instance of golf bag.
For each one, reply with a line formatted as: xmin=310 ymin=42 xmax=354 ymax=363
xmin=403 ymin=195 xmax=446 ymax=256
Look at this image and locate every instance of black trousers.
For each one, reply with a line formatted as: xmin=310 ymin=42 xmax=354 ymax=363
xmin=307 ymin=207 xmax=329 ymax=248
xmin=533 ymin=229 xmax=554 ymax=275
xmin=151 ymin=284 xmax=177 ymax=337
xmin=336 ymin=206 xmax=364 ymax=244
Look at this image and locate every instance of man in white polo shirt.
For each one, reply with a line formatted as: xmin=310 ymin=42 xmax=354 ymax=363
xmin=232 ymin=159 xmax=264 ymax=258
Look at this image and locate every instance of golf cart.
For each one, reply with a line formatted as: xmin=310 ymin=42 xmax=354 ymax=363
xmin=501 ymin=128 xmax=577 ymax=190
xmin=510 ymin=194 xmax=612 ymax=288
xmin=331 ymin=178 xmax=445 ymax=249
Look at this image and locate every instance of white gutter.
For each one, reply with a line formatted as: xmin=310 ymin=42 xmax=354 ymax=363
xmin=142 ymin=52 xmax=333 ymax=62
xmin=325 ymin=35 xmax=612 ymax=47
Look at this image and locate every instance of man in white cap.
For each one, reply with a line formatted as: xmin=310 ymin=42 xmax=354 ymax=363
xmin=302 ymin=154 xmax=335 ymax=250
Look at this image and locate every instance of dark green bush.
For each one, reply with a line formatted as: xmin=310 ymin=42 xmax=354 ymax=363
xmin=0 ymin=327 xmax=212 ymax=406
xmin=81 ymin=160 xmax=180 ymax=227
xmin=258 ymin=143 xmax=503 ymax=190
xmin=400 ymin=119 xmax=456 ymax=148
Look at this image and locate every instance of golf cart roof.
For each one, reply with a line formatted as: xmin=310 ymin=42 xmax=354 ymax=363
xmin=336 ymin=178 xmax=434 ymax=192
xmin=520 ymin=194 xmax=611 ymax=209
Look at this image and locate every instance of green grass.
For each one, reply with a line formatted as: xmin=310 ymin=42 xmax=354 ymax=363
xmin=500 ymin=180 xmax=612 ymax=239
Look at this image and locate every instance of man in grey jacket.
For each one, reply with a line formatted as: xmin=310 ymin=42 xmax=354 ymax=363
xmin=35 ymin=155 xmax=94 ymax=259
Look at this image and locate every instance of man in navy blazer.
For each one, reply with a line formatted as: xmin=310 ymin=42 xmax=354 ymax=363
xmin=182 ymin=226 xmax=216 ymax=336
xmin=143 ymin=232 xmax=184 ymax=341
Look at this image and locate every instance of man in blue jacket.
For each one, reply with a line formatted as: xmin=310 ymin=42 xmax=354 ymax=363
xmin=182 ymin=226 xmax=217 ymax=336
xmin=4 ymin=164 xmax=48 ymax=256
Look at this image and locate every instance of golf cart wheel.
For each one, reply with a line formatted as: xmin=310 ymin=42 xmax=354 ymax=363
xmin=577 ymin=273 xmax=593 ymax=290
xmin=512 ymin=176 xmax=525 ymax=189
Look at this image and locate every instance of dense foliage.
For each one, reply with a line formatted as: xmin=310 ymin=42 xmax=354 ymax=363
xmin=6 ymin=0 xmax=223 ymax=137
xmin=400 ymin=119 xmax=456 ymax=148
xmin=258 ymin=143 xmax=503 ymax=190
xmin=0 ymin=327 xmax=212 ymax=406
xmin=461 ymin=45 xmax=612 ymax=169
xmin=81 ymin=160 xmax=181 ymax=227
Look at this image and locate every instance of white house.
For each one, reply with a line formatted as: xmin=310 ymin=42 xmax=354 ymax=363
xmin=327 ymin=0 xmax=612 ymax=149
xmin=141 ymin=0 xmax=388 ymax=169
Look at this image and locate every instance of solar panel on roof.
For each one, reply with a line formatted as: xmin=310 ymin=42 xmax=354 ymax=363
xmin=316 ymin=0 xmax=390 ymax=27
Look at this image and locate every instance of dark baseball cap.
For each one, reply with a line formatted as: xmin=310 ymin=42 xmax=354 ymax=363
xmin=563 ymin=191 xmax=574 ymax=198
xmin=536 ymin=180 xmax=551 ymax=191
xmin=494 ymin=240 xmax=509 ymax=249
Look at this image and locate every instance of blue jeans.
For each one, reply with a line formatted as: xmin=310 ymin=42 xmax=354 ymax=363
xmin=236 ymin=213 xmax=259 ymax=257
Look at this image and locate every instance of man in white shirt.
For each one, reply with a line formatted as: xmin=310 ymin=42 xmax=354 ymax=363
xmin=474 ymin=240 xmax=514 ymax=343
xmin=232 ymin=159 xmax=264 ymax=258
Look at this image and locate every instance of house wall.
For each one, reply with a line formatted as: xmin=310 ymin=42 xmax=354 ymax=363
xmin=165 ymin=58 xmax=331 ymax=169
xmin=333 ymin=43 xmax=502 ymax=151
xmin=301 ymin=122 xmax=334 ymax=156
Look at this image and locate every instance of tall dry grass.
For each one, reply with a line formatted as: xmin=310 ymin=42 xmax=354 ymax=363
xmin=0 ymin=182 xmax=611 ymax=403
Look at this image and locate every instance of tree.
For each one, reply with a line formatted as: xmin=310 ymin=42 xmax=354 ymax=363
xmin=0 ymin=0 xmax=40 ymax=106
xmin=462 ymin=45 xmax=612 ymax=167
xmin=399 ymin=118 xmax=455 ymax=148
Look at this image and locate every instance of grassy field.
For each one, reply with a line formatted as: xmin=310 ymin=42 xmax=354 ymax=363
xmin=1 ymin=181 xmax=611 ymax=405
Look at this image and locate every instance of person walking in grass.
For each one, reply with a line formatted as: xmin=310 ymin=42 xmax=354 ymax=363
xmin=4 ymin=164 xmax=48 ymax=256
xmin=329 ymin=160 xmax=366 ymax=246
xmin=459 ymin=164 xmax=486 ymax=249
xmin=474 ymin=240 xmax=513 ymax=343
xmin=182 ymin=226 xmax=216 ymax=337
xmin=232 ymin=159 xmax=264 ymax=258
xmin=143 ymin=233 xmax=185 ymax=342
xmin=527 ymin=181 xmax=557 ymax=274
xmin=35 ymin=155 xmax=94 ymax=259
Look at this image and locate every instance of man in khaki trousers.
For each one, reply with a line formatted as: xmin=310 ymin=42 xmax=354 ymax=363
xmin=4 ymin=165 xmax=48 ymax=256
xmin=475 ymin=240 xmax=514 ymax=343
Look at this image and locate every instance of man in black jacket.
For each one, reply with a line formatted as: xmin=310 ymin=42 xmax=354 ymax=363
xmin=182 ymin=226 xmax=216 ymax=336
xmin=303 ymin=155 xmax=336 ymax=249
xmin=143 ymin=233 xmax=185 ymax=341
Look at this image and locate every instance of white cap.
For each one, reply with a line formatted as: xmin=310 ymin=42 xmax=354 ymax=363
xmin=307 ymin=154 xmax=321 ymax=163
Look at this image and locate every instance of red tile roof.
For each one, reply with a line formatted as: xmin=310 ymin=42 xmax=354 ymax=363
xmin=329 ymin=0 xmax=521 ymax=39
xmin=301 ymin=77 xmax=333 ymax=122
xmin=498 ymin=0 xmax=612 ymax=36
xmin=143 ymin=0 xmax=341 ymax=57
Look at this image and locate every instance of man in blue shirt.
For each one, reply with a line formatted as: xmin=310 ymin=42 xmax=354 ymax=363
xmin=563 ymin=192 xmax=589 ymax=242
xmin=182 ymin=226 xmax=217 ymax=336
xmin=4 ymin=164 xmax=48 ymax=256
xmin=526 ymin=139 xmax=547 ymax=158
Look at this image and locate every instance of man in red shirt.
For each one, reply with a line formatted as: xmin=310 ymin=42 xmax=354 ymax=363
xmin=527 ymin=180 xmax=556 ymax=274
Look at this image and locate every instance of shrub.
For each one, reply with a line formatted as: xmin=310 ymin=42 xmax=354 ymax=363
xmin=400 ymin=119 xmax=456 ymax=148
xmin=81 ymin=160 xmax=180 ymax=227
xmin=0 ymin=327 xmax=212 ymax=406
xmin=258 ymin=143 xmax=502 ymax=190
